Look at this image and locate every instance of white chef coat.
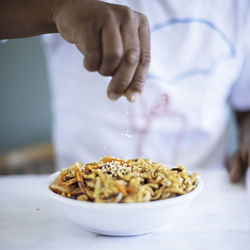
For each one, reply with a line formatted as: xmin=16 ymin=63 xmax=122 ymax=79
xmin=42 ymin=0 xmax=250 ymax=170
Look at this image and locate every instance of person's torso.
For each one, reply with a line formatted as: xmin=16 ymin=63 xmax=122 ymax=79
xmin=42 ymin=0 xmax=246 ymax=169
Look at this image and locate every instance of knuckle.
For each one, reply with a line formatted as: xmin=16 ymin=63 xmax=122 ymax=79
xmin=122 ymin=6 xmax=134 ymax=19
xmin=99 ymin=50 xmax=122 ymax=76
xmin=140 ymin=51 xmax=151 ymax=66
xmin=139 ymin=13 xmax=149 ymax=26
xmin=107 ymin=11 xmax=116 ymax=23
xmin=84 ymin=58 xmax=99 ymax=72
xmin=125 ymin=48 xmax=140 ymax=65
xmin=103 ymin=7 xmax=113 ymax=17
xmin=139 ymin=14 xmax=150 ymax=35
xmin=104 ymin=49 xmax=122 ymax=63
xmin=132 ymin=77 xmax=145 ymax=92
xmin=101 ymin=8 xmax=117 ymax=23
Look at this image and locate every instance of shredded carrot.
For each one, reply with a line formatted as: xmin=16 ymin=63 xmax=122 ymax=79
xmin=57 ymin=172 xmax=66 ymax=186
xmin=101 ymin=156 xmax=126 ymax=164
xmin=49 ymin=185 xmax=62 ymax=195
xmin=76 ymin=168 xmax=85 ymax=192
xmin=126 ymin=160 xmax=131 ymax=165
xmin=126 ymin=186 xmax=136 ymax=193
xmin=85 ymin=164 xmax=99 ymax=170
xmin=76 ymin=169 xmax=83 ymax=182
xmin=101 ymin=156 xmax=115 ymax=162
xmin=65 ymin=177 xmax=77 ymax=187
xmin=115 ymin=182 xmax=128 ymax=197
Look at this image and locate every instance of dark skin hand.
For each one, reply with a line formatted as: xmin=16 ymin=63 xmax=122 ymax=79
xmin=0 ymin=0 xmax=151 ymax=102
xmin=226 ymin=111 xmax=250 ymax=182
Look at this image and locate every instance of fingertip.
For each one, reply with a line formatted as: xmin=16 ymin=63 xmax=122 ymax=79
xmin=126 ymin=91 xmax=140 ymax=103
xmin=107 ymin=92 xmax=121 ymax=101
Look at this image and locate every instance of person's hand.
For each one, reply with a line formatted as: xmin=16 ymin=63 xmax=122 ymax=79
xmin=226 ymin=141 xmax=250 ymax=182
xmin=53 ymin=0 xmax=151 ymax=102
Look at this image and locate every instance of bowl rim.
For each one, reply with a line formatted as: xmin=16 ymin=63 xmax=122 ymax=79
xmin=45 ymin=169 xmax=203 ymax=209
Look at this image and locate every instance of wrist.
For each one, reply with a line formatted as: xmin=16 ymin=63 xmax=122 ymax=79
xmin=51 ymin=0 xmax=67 ymax=33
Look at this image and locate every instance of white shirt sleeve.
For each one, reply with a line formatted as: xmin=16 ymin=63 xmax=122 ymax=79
xmin=229 ymin=4 xmax=250 ymax=111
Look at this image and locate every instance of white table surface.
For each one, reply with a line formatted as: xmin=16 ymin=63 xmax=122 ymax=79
xmin=0 ymin=167 xmax=250 ymax=250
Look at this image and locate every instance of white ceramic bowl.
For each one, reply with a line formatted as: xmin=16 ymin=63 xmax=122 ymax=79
xmin=45 ymin=170 xmax=203 ymax=236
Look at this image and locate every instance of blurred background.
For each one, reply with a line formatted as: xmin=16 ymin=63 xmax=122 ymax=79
xmin=0 ymin=37 xmax=54 ymax=174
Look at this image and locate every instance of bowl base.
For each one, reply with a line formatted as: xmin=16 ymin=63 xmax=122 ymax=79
xmin=78 ymin=224 xmax=157 ymax=237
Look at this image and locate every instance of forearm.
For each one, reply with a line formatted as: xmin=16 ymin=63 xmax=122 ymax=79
xmin=235 ymin=111 xmax=250 ymax=143
xmin=0 ymin=0 xmax=60 ymax=39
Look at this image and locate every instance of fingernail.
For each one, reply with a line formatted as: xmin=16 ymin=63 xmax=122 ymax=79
xmin=108 ymin=92 xmax=120 ymax=101
xmin=128 ymin=92 xmax=140 ymax=103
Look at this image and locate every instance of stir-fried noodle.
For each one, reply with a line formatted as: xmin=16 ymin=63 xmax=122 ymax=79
xmin=49 ymin=157 xmax=199 ymax=203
